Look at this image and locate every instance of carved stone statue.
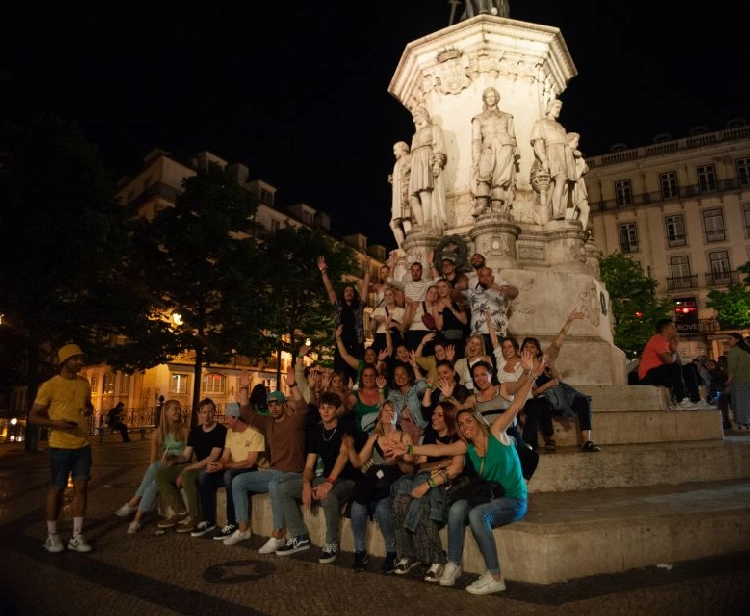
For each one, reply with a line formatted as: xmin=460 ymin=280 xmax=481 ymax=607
xmin=408 ymin=106 xmax=447 ymax=231
xmin=388 ymin=141 xmax=414 ymax=248
xmin=530 ymin=99 xmax=576 ymax=222
xmin=471 ymin=86 xmax=519 ymax=218
xmin=461 ymin=0 xmax=510 ymax=20
xmin=565 ymin=132 xmax=591 ymax=232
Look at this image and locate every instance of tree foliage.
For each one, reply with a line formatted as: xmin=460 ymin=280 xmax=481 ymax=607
xmin=706 ymin=282 xmax=750 ymax=331
xmin=127 ymin=162 xmax=264 ymax=421
xmin=599 ymin=252 xmax=674 ymax=357
xmin=256 ymin=226 xmax=360 ymax=380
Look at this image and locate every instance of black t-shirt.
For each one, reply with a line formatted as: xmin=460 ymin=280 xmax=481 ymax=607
xmin=306 ymin=422 xmax=358 ymax=482
xmin=187 ymin=423 xmax=227 ymax=462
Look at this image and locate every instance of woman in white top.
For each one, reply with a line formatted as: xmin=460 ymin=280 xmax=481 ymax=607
xmin=369 ymin=287 xmax=406 ymax=354
xmin=453 ymin=334 xmax=492 ymax=394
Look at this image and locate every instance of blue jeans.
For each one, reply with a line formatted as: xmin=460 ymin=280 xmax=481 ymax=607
xmin=135 ymin=461 xmax=163 ymax=513
xmin=278 ymin=476 xmax=354 ymax=543
xmin=231 ymin=469 xmax=299 ymax=530
xmin=446 ymin=496 xmax=527 ymax=574
xmin=350 ymin=497 xmax=396 ymax=553
xmin=199 ymin=467 xmax=254 ymax=526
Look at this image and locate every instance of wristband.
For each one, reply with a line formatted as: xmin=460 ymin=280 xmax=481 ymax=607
xmin=426 ymin=384 xmax=433 ymax=389
xmin=326 ymin=476 xmax=336 ymax=485
xmin=408 ymin=444 xmax=414 ymax=455
xmin=427 ymin=476 xmax=437 ymax=487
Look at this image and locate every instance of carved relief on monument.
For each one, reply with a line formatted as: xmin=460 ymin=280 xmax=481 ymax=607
xmin=433 ymin=48 xmax=471 ymax=95
xmin=577 ymin=281 xmax=601 ymax=328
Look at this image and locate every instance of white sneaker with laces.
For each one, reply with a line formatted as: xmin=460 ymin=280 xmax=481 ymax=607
xmin=43 ymin=533 xmax=64 ymax=553
xmin=466 ymin=571 xmax=506 ymax=595
xmin=68 ymin=534 xmax=92 ymax=553
xmin=223 ymin=528 xmax=252 ymax=546
xmin=439 ymin=562 xmax=462 ymax=586
xmin=127 ymin=520 xmax=141 ymax=534
xmin=258 ymin=536 xmax=285 ymax=554
xmin=115 ymin=502 xmax=137 ymax=517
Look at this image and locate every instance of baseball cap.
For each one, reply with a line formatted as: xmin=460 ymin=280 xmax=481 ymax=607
xmin=267 ymin=390 xmax=286 ymax=404
xmin=58 ymin=343 xmax=85 ymax=366
xmin=226 ymin=402 xmax=241 ymax=417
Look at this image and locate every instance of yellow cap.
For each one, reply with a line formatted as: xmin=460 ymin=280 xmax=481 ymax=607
xmin=58 ymin=343 xmax=85 ymax=366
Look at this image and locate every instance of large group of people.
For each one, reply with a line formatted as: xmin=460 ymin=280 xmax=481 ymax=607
xmin=33 ymin=254 xmax=745 ymax=597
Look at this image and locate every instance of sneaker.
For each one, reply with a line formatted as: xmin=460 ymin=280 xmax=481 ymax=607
xmin=190 ymin=521 xmax=216 ymax=538
xmin=127 ymin=521 xmax=141 ymax=534
xmin=43 ymin=533 xmax=64 ymax=553
xmin=67 ymin=534 xmax=93 ymax=553
xmin=675 ymin=398 xmax=699 ymax=410
xmin=213 ymin=524 xmax=237 ymax=541
xmin=380 ymin=551 xmax=397 ymax=574
xmin=394 ymin=556 xmax=419 ymax=575
xmin=424 ymin=563 xmax=444 ymax=583
xmin=258 ymin=536 xmax=285 ymax=554
xmin=115 ymin=502 xmax=137 ymax=517
xmin=439 ymin=562 xmax=462 ymax=586
xmin=318 ymin=542 xmax=338 ymax=564
xmin=223 ymin=528 xmax=252 ymax=545
xmin=157 ymin=512 xmax=187 ymax=529
xmin=176 ymin=516 xmax=198 ymax=533
xmin=275 ymin=535 xmax=311 ymax=556
xmin=466 ymin=571 xmax=506 ymax=595
xmin=352 ymin=550 xmax=369 ymax=572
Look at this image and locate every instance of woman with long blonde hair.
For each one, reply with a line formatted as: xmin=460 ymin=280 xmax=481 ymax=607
xmin=114 ymin=399 xmax=190 ymax=533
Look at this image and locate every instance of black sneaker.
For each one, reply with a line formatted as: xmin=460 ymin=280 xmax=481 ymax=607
xmin=275 ymin=535 xmax=311 ymax=556
xmin=380 ymin=551 xmax=397 ymax=574
xmin=318 ymin=542 xmax=338 ymax=564
xmin=190 ymin=521 xmax=216 ymax=538
xmin=352 ymin=550 xmax=369 ymax=572
xmin=213 ymin=524 xmax=237 ymax=541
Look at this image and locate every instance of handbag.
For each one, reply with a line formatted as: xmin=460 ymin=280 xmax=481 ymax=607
xmin=446 ymin=476 xmax=504 ymax=508
xmin=421 ymin=302 xmax=437 ymax=330
xmin=352 ymin=464 xmax=401 ymax=504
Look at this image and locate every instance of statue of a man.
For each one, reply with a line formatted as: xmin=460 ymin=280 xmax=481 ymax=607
xmin=462 ymin=0 xmax=510 ymax=20
xmin=388 ymin=141 xmax=414 ymax=248
xmin=530 ymin=99 xmax=576 ymax=221
xmin=408 ymin=106 xmax=447 ymax=231
xmin=565 ymin=132 xmax=591 ymax=232
xmin=471 ymin=86 xmax=518 ymax=218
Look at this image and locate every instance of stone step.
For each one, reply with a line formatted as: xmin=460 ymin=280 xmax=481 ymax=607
xmin=530 ymin=436 xmax=750 ymax=492
xmin=537 ymin=384 xmax=723 ymax=447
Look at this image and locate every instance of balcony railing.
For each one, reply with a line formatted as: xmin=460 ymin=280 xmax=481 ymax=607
xmin=592 ymin=177 xmax=746 ymax=212
xmin=666 ymin=274 xmax=699 ymax=290
xmin=698 ymin=318 xmax=720 ymax=333
xmin=705 ymin=270 xmax=739 ymax=286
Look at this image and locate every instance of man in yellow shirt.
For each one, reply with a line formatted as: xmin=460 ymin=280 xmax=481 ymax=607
xmin=29 ymin=343 xmax=94 ymax=553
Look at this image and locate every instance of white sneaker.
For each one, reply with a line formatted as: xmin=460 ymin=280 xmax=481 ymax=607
xmin=68 ymin=534 xmax=93 ymax=553
xmin=223 ymin=528 xmax=252 ymax=546
xmin=115 ymin=502 xmax=137 ymax=517
xmin=127 ymin=520 xmax=141 ymax=534
xmin=43 ymin=533 xmax=64 ymax=553
xmin=439 ymin=562 xmax=462 ymax=586
xmin=466 ymin=571 xmax=506 ymax=595
xmin=258 ymin=536 xmax=285 ymax=554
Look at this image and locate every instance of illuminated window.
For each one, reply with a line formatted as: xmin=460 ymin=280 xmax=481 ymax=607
xmin=171 ymin=373 xmax=189 ymax=394
xmin=103 ymin=373 xmax=115 ymax=395
xmin=203 ymin=373 xmax=226 ymax=394
xmin=120 ymin=373 xmax=131 ymax=394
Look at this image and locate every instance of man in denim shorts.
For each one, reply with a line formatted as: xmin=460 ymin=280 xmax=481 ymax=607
xmin=29 ymin=343 xmax=94 ymax=553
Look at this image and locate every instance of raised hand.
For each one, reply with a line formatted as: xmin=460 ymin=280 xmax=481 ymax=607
xmin=317 ymin=255 xmax=327 ymax=272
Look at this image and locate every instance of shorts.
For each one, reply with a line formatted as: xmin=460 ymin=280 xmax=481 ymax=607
xmin=50 ymin=445 xmax=92 ymax=489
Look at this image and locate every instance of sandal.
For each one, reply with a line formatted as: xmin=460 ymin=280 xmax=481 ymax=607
xmin=544 ymin=439 xmax=557 ymax=452
xmin=581 ymin=440 xmax=602 ymax=452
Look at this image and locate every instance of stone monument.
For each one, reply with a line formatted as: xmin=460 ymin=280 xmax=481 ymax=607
xmin=387 ymin=9 xmax=625 ymax=385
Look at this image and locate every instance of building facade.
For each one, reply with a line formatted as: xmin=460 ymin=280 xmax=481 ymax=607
xmin=586 ymin=120 xmax=750 ymax=359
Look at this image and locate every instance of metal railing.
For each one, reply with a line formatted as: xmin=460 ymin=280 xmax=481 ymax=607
xmin=705 ymin=270 xmax=739 ymax=287
xmin=666 ymin=274 xmax=699 ymax=291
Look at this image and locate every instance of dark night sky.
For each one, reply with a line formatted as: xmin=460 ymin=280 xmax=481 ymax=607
xmin=2 ymin=1 xmax=747 ymax=248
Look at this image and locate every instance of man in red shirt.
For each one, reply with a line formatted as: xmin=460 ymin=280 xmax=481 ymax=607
xmin=638 ymin=318 xmax=693 ymax=407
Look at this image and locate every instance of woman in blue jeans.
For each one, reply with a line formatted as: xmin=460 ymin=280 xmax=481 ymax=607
xmin=385 ymin=348 xmax=545 ymax=595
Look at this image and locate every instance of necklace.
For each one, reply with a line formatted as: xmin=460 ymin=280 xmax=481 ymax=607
xmin=322 ymin=426 xmax=337 ymax=442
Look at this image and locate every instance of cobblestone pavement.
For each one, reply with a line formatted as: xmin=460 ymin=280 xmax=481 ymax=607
xmin=1 ymin=437 xmax=748 ymax=616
